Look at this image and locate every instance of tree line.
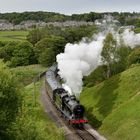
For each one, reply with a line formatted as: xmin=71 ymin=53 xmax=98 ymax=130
xmin=0 ymin=24 xmax=140 ymax=75
xmin=0 ymin=11 xmax=140 ymax=27
xmin=0 ymin=25 xmax=98 ymax=67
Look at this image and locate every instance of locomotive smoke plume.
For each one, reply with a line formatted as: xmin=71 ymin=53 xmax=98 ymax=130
xmin=56 ymin=16 xmax=140 ymax=97
xmin=122 ymin=29 xmax=140 ymax=48
xmin=57 ymin=34 xmax=105 ymax=97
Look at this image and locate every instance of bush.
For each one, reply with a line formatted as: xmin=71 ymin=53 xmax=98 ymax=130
xmin=39 ymin=48 xmax=55 ymax=67
xmin=0 ymin=60 xmax=22 ymax=139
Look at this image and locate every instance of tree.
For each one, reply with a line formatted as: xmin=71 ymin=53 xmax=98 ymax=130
xmin=0 ymin=41 xmax=7 ymax=48
xmin=0 ymin=41 xmax=18 ymax=62
xmin=39 ymin=48 xmax=55 ymax=67
xmin=101 ymin=33 xmax=117 ymax=78
xmin=0 ymin=60 xmax=22 ymax=139
xmin=63 ymin=25 xmax=97 ymax=43
xmin=118 ymin=15 xmax=126 ymax=25
xmin=27 ymin=28 xmax=46 ymax=45
xmin=34 ymin=36 xmax=66 ymax=65
xmin=112 ymin=46 xmax=131 ymax=74
xmin=127 ymin=46 xmax=140 ymax=65
xmin=34 ymin=38 xmax=50 ymax=59
xmin=10 ymin=41 xmax=36 ymax=67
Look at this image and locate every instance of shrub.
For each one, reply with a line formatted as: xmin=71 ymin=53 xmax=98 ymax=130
xmin=0 ymin=60 xmax=22 ymax=139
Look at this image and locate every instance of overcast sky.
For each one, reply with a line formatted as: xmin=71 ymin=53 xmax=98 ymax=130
xmin=0 ymin=0 xmax=140 ymax=15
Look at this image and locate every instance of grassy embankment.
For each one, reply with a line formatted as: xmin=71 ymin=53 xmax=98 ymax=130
xmin=80 ymin=64 xmax=140 ymax=140
xmin=0 ymin=31 xmax=28 ymax=41
xmin=11 ymin=64 xmax=46 ymax=86
xmin=11 ymin=65 xmax=65 ymax=140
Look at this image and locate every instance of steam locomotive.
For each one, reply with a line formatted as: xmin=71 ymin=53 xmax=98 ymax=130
xmin=45 ymin=65 xmax=88 ymax=125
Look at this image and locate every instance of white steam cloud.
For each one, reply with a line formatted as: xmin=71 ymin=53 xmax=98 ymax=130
xmin=57 ymin=33 xmax=105 ymax=96
xmin=122 ymin=29 xmax=140 ymax=48
xmin=56 ymin=17 xmax=140 ymax=97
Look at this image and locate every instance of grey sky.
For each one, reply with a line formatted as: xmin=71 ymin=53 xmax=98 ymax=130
xmin=0 ymin=0 xmax=140 ymax=15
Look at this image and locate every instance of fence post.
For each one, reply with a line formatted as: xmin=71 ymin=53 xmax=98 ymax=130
xmin=33 ymin=71 xmax=46 ymax=107
xmin=33 ymin=78 xmax=37 ymax=107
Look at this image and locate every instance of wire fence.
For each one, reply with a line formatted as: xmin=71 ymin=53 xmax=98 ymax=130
xmin=33 ymin=70 xmax=47 ymax=106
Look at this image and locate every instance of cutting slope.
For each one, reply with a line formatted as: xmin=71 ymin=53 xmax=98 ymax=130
xmin=80 ymin=64 xmax=140 ymax=140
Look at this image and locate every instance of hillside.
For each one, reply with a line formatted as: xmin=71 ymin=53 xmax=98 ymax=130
xmin=80 ymin=64 xmax=140 ymax=140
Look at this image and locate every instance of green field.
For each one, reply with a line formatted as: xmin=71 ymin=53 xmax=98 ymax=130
xmin=0 ymin=31 xmax=29 ymax=41
xmin=80 ymin=64 xmax=140 ymax=140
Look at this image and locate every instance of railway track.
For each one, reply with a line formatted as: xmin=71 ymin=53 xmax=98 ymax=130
xmin=45 ymin=86 xmax=97 ymax=139
xmin=44 ymin=83 xmax=97 ymax=140
xmin=41 ymin=86 xmax=107 ymax=140
xmin=41 ymin=87 xmax=81 ymax=140
xmin=37 ymin=71 xmax=106 ymax=140
xmin=75 ymin=127 xmax=97 ymax=140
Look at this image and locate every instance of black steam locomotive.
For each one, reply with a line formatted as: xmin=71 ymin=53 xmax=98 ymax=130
xmin=45 ymin=65 xmax=88 ymax=125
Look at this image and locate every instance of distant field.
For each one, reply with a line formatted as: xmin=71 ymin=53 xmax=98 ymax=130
xmin=0 ymin=30 xmax=29 ymax=41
